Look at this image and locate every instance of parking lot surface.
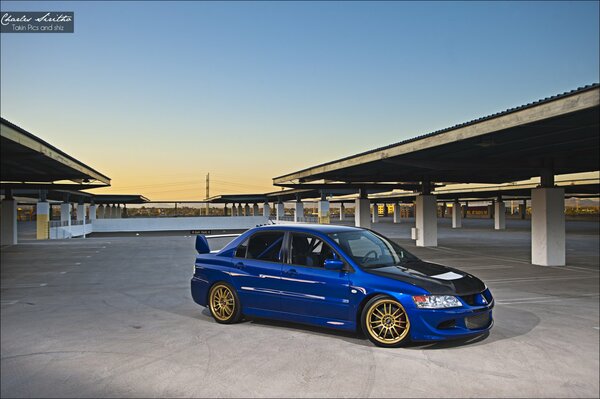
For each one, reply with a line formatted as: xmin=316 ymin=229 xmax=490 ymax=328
xmin=1 ymin=218 xmax=598 ymax=398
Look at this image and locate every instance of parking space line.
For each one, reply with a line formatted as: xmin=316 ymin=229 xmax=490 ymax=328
xmin=486 ymin=276 xmax=592 ymax=284
xmin=497 ymin=294 xmax=599 ymax=305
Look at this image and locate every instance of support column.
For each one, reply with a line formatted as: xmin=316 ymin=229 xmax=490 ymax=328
xmin=97 ymin=204 xmax=105 ymax=219
xmin=263 ymin=202 xmax=270 ymax=218
xmin=463 ymin=201 xmax=469 ymax=218
xmin=383 ymin=204 xmax=389 ymax=217
xmin=372 ymin=203 xmax=379 ymax=223
xmin=116 ymin=204 xmax=122 ymax=219
xmin=238 ymin=203 xmax=243 ymax=216
xmin=318 ymin=193 xmax=330 ymax=224
xmin=61 ymin=202 xmax=71 ymax=224
xmin=393 ymin=202 xmax=401 ymax=223
xmin=1 ymin=198 xmax=17 ymax=245
xmin=519 ymin=200 xmax=526 ymax=220
xmin=77 ymin=203 xmax=86 ymax=222
xmin=488 ymin=200 xmax=495 ymax=219
xmin=339 ymin=203 xmax=345 ymax=221
xmin=294 ymin=201 xmax=304 ymax=222
xmin=252 ymin=203 xmax=259 ymax=216
xmin=276 ymin=201 xmax=285 ymax=221
xmin=441 ymin=203 xmax=447 ymax=218
xmin=452 ymin=200 xmax=462 ymax=228
xmin=354 ymin=198 xmax=371 ymax=228
xmin=494 ymin=200 xmax=506 ymax=230
xmin=244 ymin=203 xmax=250 ymax=216
xmin=415 ymin=194 xmax=437 ymax=247
xmin=89 ymin=204 xmax=97 ymax=221
xmin=36 ymin=200 xmax=50 ymax=240
xmin=531 ymin=187 xmax=565 ymax=266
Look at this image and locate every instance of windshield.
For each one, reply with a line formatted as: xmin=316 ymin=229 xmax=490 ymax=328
xmin=328 ymin=230 xmax=418 ymax=269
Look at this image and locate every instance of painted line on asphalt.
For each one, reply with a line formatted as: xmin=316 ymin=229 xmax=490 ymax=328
xmin=486 ymin=275 xmax=592 ymax=284
xmin=430 ymin=246 xmax=531 ymax=265
xmin=0 ymin=300 xmax=18 ymax=305
xmin=1 ymin=283 xmax=48 ymax=289
xmin=497 ymin=294 xmax=599 ymax=305
xmin=594 ymin=327 xmax=599 ymax=330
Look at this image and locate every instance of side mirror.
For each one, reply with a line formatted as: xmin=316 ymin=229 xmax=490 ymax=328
xmin=195 ymin=235 xmax=210 ymax=254
xmin=324 ymin=259 xmax=344 ymax=270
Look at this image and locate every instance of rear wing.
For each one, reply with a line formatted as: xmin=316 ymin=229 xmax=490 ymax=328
xmin=195 ymin=234 xmax=241 ymax=254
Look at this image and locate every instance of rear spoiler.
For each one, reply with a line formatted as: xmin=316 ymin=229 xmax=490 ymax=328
xmin=195 ymin=234 xmax=242 ymax=254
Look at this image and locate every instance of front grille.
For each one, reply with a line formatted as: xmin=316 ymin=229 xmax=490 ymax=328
xmin=460 ymin=289 xmax=492 ymax=306
xmin=465 ymin=312 xmax=491 ymax=330
xmin=437 ymin=319 xmax=456 ymax=330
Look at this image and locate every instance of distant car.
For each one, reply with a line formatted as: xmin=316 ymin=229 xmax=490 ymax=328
xmin=191 ymin=224 xmax=493 ymax=347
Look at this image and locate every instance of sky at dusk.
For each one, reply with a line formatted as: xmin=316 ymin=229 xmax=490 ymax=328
xmin=1 ymin=1 xmax=599 ymax=200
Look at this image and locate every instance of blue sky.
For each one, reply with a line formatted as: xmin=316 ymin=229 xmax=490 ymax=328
xmin=1 ymin=1 xmax=598 ymax=199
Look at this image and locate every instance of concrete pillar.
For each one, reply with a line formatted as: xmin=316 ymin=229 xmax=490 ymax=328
xmin=36 ymin=201 xmax=50 ymax=240
xmin=318 ymin=200 xmax=330 ymax=223
xmin=393 ymin=203 xmax=401 ymax=223
xmin=519 ymin=201 xmax=526 ymax=220
xmin=441 ymin=203 xmax=447 ymax=218
xmin=488 ymin=200 xmax=495 ymax=219
xmin=252 ymin=203 xmax=259 ymax=216
xmin=383 ymin=204 xmax=389 ymax=217
xmin=244 ymin=203 xmax=250 ymax=216
xmin=263 ymin=202 xmax=270 ymax=217
xmin=494 ymin=201 xmax=506 ymax=230
xmin=452 ymin=201 xmax=462 ymax=228
xmin=77 ymin=203 xmax=85 ymax=222
xmin=463 ymin=201 xmax=468 ymax=218
xmin=89 ymin=205 xmax=97 ymax=221
xmin=116 ymin=204 xmax=122 ymax=219
xmin=372 ymin=204 xmax=379 ymax=223
xmin=531 ymin=188 xmax=565 ymax=266
xmin=294 ymin=201 xmax=304 ymax=222
xmin=354 ymin=198 xmax=371 ymax=229
xmin=1 ymin=199 xmax=17 ymax=245
xmin=415 ymin=195 xmax=437 ymax=247
xmin=61 ymin=202 xmax=71 ymax=224
xmin=97 ymin=205 xmax=105 ymax=219
xmin=276 ymin=202 xmax=285 ymax=221
xmin=339 ymin=203 xmax=345 ymax=221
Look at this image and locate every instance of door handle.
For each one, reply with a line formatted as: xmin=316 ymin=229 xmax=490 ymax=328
xmin=284 ymin=268 xmax=298 ymax=276
xmin=234 ymin=262 xmax=245 ymax=269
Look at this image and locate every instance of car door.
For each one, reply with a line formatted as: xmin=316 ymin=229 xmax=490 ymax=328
xmin=279 ymin=232 xmax=352 ymax=322
xmin=229 ymin=231 xmax=284 ymax=312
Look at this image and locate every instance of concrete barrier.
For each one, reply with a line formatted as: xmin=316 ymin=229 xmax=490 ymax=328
xmin=91 ymin=216 xmax=269 ymax=233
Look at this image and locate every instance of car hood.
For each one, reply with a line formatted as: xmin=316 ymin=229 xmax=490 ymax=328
xmin=363 ymin=260 xmax=486 ymax=296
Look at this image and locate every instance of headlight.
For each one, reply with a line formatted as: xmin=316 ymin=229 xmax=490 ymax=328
xmin=412 ymin=295 xmax=462 ymax=309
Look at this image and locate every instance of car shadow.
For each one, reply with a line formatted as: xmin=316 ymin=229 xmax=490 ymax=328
xmin=198 ymin=304 xmax=540 ymax=349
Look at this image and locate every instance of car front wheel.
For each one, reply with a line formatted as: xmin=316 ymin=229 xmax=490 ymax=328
xmin=208 ymin=282 xmax=242 ymax=324
xmin=361 ymin=295 xmax=411 ymax=348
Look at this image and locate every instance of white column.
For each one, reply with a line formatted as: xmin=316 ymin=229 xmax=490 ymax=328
xmin=89 ymin=205 xmax=97 ymax=221
xmin=97 ymin=205 xmax=105 ymax=219
xmin=372 ymin=204 xmax=379 ymax=223
xmin=519 ymin=201 xmax=526 ymax=219
xmin=244 ymin=204 xmax=250 ymax=216
xmin=393 ymin=203 xmax=401 ymax=223
xmin=36 ymin=201 xmax=50 ymax=240
xmin=354 ymin=198 xmax=371 ymax=229
xmin=263 ymin=202 xmax=270 ymax=217
xmin=231 ymin=204 xmax=237 ymax=216
xmin=238 ymin=204 xmax=243 ymax=216
xmin=253 ymin=203 xmax=259 ymax=216
xmin=1 ymin=199 xmax=18 ymax=245
xmin=452 ymin=201 xmax=462 ymax=228
xmin=531 ymin=188 xmax=565 ymax=266
xmin=318 ymin=200 xmax=330 ymax=223
xmin=294 ymin=201 xmax=304 ymax=222
xmin=339 ymin=203 xmax=345 ymax=221
xmin=77 ymin=204 xmax=85 ymax=222
xmin=60 ymin=202 xmax=71 ymax=224
xmin=116 ymin=204 xmax=122 ymax=219
xmin=276 ymin=202 xmax=285 ymax=221
xmin=415 ymin=195 xmax=437 ymax=247
xmin=494 ymin=201 xmax=506 ymax=230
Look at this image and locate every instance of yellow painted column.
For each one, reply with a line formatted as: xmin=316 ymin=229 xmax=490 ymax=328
xmin=36 ymin=202 xmax=50 ymax=239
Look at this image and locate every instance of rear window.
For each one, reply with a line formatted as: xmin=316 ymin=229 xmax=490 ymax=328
xmin=235 ymin=232 xmax=284 ymax=262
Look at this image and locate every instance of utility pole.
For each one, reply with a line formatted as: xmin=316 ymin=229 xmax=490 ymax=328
xmin=205 ymin=173 xmax=210 ymax=215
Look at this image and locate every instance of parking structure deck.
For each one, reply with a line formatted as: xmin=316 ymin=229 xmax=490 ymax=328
xmin=1 ymin=218 xmax=598 ymax=398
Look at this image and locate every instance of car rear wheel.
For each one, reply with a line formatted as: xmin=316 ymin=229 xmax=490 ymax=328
xmin=361 ymin=295 xmax=411 ymax=348
xmin=208 ymin=282 xmax=242 ymax=324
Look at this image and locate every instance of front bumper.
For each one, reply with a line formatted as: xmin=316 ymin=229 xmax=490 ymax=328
xmin=406 ymin=290 xmax=494 ymax=341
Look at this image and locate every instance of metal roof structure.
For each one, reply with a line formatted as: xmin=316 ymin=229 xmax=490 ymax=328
xmin=1 ymin=118 xmax=111 ymax=186
xmin=273 ymin=84 xmax=600 ymax=186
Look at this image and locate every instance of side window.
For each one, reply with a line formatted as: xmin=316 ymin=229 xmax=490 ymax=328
xmin=240 ymin=232 xmax=284 ymax=262
xmin=290 ymin=233 xmax=336 ymax=268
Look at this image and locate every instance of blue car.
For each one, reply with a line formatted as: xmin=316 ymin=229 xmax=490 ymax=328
xmin=191 ymin=224 xmax=493 ymax=348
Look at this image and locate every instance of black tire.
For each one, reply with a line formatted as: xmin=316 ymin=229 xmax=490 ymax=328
xmin=208 ymin=282 xmax=242 ymax=324
xmin=361 ymin=295 xmax=411 ymax=348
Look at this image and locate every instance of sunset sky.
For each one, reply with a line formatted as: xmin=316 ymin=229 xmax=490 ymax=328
xmin=1 ymin=1 xmax=599 ymax=200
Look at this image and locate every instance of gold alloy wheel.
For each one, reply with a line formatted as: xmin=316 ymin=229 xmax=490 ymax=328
xmin=365 ymin=298 xmax=410 ymax=345
xmin=209 ymin=284 xmax=236 ymax=321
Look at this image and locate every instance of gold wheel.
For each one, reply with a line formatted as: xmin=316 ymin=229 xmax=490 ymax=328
xmin=365 ymin=298 xmax=410 ymax=345
xmin=209 ymin=284 xmax=236 ymax=322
